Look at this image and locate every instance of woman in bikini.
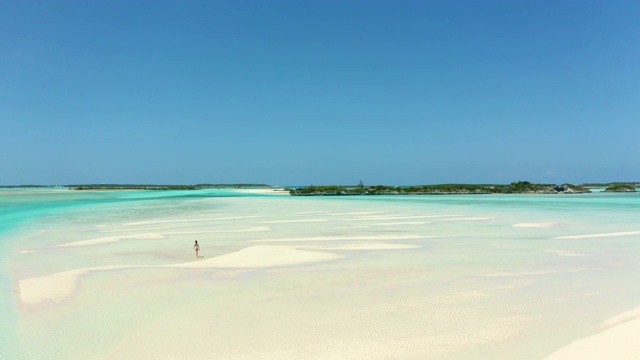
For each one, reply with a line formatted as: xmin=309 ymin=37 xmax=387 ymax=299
xmin=193 ymin=240 xmax=200 ymax=258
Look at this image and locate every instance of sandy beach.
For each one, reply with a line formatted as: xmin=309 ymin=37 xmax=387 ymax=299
xmin=544 ymin=316 xmax=640 ymax=360
xmin=4 ymin=1 xmax=639 ymax=358
xmin=6 ymin=191 xmax=640 ymax=359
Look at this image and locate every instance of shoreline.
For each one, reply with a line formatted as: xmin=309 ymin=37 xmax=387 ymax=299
xmin=6 ymin=189 xmax=640 ymax=359
xmin=544 ymin=309 xmax=640 ymax=359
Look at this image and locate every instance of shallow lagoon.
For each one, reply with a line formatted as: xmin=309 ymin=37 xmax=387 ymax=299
xmin=1 ymin=189 xmax=639 ymax=359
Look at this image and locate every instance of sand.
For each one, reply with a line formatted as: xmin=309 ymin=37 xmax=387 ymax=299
xmin=19 ymin=265 xmax=137 ymax=305
xmin=19 ymin=245 xmax=342 ymax=305
xmin=554 ymin=230 xmax=640 ymax=239
xmin=19 ymin=239 xmax=421 ymax=306
xmin=170 ymin=245 xmax=341 ymax=268
xmin=442 ymin=217 xmax=495 ymax=221
xmin=513 ymin=222 xmax=557 ymax=228
xmin=251 ymin=234 xmax=436 ymax=242
xmin=233 ymin=189 xmax=290 ymax=195
xmin=55 ymin=234 xmax=165 ymax=248
xmin=9 ymin=192 xmax=640 ymax=359
xmin=544 ymin=317 xmax=640 ymax=360
xmin=124 ymin=216 xmax=263 ymax=226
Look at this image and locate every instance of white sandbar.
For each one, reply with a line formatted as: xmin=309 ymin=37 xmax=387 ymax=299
xmin=252 ymin=234 xmax=434 ymax=242
xmin=545 ymin=250 xmax=585 ymax=257
xmin=124 ymin=216 xmax=262 ymax=226
xmin=19 ymin=265 xmax=140 ymax=305
xmin=341 ymin=215 xmax=460 ymax=221
xmin=304 ymin=243 xmax=420 ymax=250
xmin=544 ymin=317 xmax=640 ymax=360
xmin=443 ymin=217 xmax=494 ymax=221
xmin=294 ymin=211 xmax=386 ymax=216
xmin=256 ymin=219 xmax=329 ymax=224
xmin=603 ymin=306 xmax=640 ymax=327
xmin=158 ymin=227 xmax=273 ymax=235
xmin=481 ymin=270 xmax=562 ymax=278
xmin=513 ymin=222 xmax=557 ymax=228
xmin=169 ymin=245 xmax=341 ymax=269
xmin=19 ymin=245 xmax=341 ymax=305
xmin=554 ymin=230 xmax=640 ymax=239
xmin=368 ymin=221 xmax=431 ymax=226
xmin=55 ymin=234 xmax=164 ymax=248
xmin=232 ymin=189 xmax=290 ymax=195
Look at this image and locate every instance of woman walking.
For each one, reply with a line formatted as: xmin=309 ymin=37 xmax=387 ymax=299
xmin=193 ymin=240 xmax=200 ymax=258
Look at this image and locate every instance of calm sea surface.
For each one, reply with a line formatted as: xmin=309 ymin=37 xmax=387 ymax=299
xmin=1 ymin=188 xmax=639 ymax=359
xmin=0 ymin=189 xmax=253 ymax=358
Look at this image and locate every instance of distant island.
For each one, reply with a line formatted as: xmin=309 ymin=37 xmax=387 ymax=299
xmin=288 ymin=181 xmax=592 ymax=196
xmin=581 ymin=182 xmax=640 ymax=188
xmin=604 ymin=184 xmax=637 ymax=192
xmin=2 ymin=182 xmax=638 ymax=195
xmin=70 ymin=184 xmax=275 ymax=191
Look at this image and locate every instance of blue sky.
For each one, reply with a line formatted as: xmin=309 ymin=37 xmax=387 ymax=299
xmin=1 ymin=1 xmax=639 ymax=186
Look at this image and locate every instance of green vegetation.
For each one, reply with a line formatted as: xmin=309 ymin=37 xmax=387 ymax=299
xmin=73 ymin=184 xmax=198 ymax=191
xmin=289 ymin=181 xmax=591 ymax=196
xmin=582 ymin=182 xmax=639 ymax=187
xmin=194 ymin=184 xmax=274 ymax=189
xmin=604 ymin=184 xmax=637 ymax=192
xmin=71 ymin=184 xmax=274 ymax=191
xmin=0 ymin=185 xmax=55 ymax=188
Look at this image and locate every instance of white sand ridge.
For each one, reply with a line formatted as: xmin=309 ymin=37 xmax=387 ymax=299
xmin=603 ymin=306 xmax=640 ymax=327
xmin=124 ymin=216 xmax=263 ymax=226
xmin=545 ymin=250 xmax=585 ymax=257
xmin=302 ymin=243 xmax=420 ymax=250
xmin=18 ymin=245 xmax=339 ymax=306
xmin=19 ymin=265 xmax=144 ymax=305
xmin=293 ymin=211 xmax=386 ymax=216
xmin=55 ymin=234 xmax=165 ymax=248
xmin=50 ymin=227 xmax=272 ymax=248
xmin=18 ymin=241 xmax=418 ymax=306
xmin=513 ymin=222 xmax=557 ymax=228
xmin=255 ymin=219 xmax=329 ymax=224
xmin=339 ymin=214 xmax=464 ymax=222
xmin=168 ymin=245 xmax=340 ymax=269
xmin=554 ymin=230 xmax=640 ymax=239
xmin=251 ymin=234 xmax=440 ymax=242
xmin=544 ymin=306 xmax=640 ymax=360
xmin=442 ymin=217 xmax=495 ymax=221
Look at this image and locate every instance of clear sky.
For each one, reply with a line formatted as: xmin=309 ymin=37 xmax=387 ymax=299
xmin=1 ymin=1 xmax=639 ymax=186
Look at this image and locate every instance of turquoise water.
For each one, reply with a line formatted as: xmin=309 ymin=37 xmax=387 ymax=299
xmin=1 ymin=189 xmax=640 ymax=359
xmin=0 ymin=188 xmax=264 ymax=358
